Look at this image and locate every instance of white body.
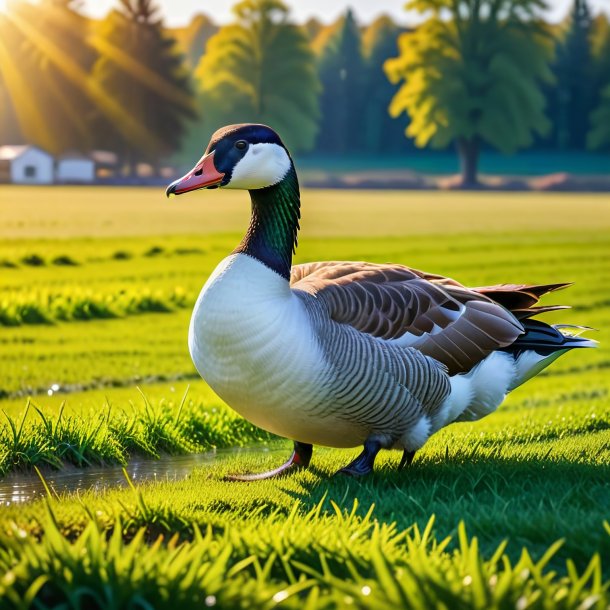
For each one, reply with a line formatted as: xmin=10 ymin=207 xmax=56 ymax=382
xmin=188 ymin=253 xmax=539 ymax=451
xmin=189 ymin=254 xmax=370 ymax=446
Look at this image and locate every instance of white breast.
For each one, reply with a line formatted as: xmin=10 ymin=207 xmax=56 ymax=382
xmin=189 ymin=254 xmax=341 ymax=442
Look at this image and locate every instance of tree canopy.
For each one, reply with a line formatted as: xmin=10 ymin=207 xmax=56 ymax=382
xmin=587 ymin=14 xmax=610 ymax=150
xmin=171 ymin=14 xmax=218 ymax=69
xmin=316 ymin=9 xmax=365 ymax=154
xmin=385 ymin=0 xmax=555 ymax=185
xmin=361 ymin=16 xmax=409 ymax=154
xmin=0 ymin=0 xmax=98 ymax=154
xmin=588 ymin=84 xmax=610 ymax=150
xmin=555 ymin=0 xmax=595 ymax=149
xmin=91 ymin=0 xmax=196 ymax=171
xmin=195 ymin=0 xmax=320 ymax=154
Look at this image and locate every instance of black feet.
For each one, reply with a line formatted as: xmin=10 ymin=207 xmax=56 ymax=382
xmin=226 ymin=440 xmax=414 ymax=481
xmin=337 ymin=443 xmax=415 ymax=477
xmin=398 ymin=450 xmax=416 ymax=469
xmin=225 ymin=441 xmax=313 ymax=482
xmin=337 ymin=438 xmax=383 ymax=477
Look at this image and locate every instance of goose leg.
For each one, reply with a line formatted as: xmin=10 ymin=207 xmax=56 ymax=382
xmin=337 ymin=438 xmax=383 ymax=477
xmin=398 ymin=450 xmax=416 ymax=469
xmin=225 ymin=441 xmax=312 ymax=482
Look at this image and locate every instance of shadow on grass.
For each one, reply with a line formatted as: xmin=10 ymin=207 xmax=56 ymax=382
xmin=273 ymin=453 xmax=610 ymax=576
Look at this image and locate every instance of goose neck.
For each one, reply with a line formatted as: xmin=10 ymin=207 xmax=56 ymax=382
xmin=233 ymin=166 xmax=300 ymax=281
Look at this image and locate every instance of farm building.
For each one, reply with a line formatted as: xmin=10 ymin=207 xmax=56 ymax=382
xmin=56 ymin=153 xmax=95 ymax=183
xmin=90 ymin=150 xmax=119 ymax=178
xmin=0 ymin=145 xmax=54 ymax=184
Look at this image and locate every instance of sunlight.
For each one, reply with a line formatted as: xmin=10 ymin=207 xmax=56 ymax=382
xmin=0 ymin=34 xmax=56 ymax=151
xmin=4 ymin=9 xmax=165 ymax=152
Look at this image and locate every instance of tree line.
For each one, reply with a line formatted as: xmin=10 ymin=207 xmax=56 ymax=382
xmin=0 ymin=0 xmax=608 ymax=185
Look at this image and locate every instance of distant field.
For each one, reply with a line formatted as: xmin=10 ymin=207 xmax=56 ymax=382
xmin=1 ymin=185 xmax=610 ymax=238
xmin=0 ymin=186 xmax=608 ymax=607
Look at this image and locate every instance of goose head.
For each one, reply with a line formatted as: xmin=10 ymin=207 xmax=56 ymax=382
xmin=166 ymin=123 xmax=293 ymax=196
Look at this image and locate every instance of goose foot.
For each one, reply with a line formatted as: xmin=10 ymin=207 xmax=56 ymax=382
xmin=398 ymin=450 xmax=416 ymax=469
xmin=224 ymin=441 xmax=312 ymax=482
xmin=337 ymin=439 xmax=382 ymax=477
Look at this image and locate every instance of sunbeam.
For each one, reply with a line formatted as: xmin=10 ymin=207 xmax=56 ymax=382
xmin=4 ymin=8 xmax=165 ymax=153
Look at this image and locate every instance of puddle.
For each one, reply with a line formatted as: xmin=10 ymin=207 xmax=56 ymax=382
xmin=0 ymin=446 xmax=280 ymax=505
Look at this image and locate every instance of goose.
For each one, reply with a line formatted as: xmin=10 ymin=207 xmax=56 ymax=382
xmin=166 ymin=123 xmax=596 ymax=479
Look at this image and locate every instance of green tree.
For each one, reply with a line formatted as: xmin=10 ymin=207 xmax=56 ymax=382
xmin=588 ymin=14 xmax=610 ymax=148
xmin=0 ymin=13 xmax=26 ymax=146
xmin=587 ymin=85 xmax=610 ymax=151
xmin=361 ymin=15 xmax=410 ymax=154
xmin=591 ymin=15 xmax=610 ymax=92
xmin=554 ymin=0 xmax=595 ymax=149
xmin=304 ymin=17 xmax=324 ymax=43
xmin=172 ymin=13 xmax=218 ymax=69
xmin=0 ymin=0 xmax=98 ymax=153
xmin=195 ymin=0 xmax=320 ymax=154
xmin=316 ymin=9 xmax=365 ymax=154
xmin=385 ymin=0 xmax=554 ymax=186
xmin=91 ymin=0 xmax=196 ymax=173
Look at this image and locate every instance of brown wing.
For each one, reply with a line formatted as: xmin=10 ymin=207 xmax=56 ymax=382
xmin=291 ymin=261 xmax=568 ymax=375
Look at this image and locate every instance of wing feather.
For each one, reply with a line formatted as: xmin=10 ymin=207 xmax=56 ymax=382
xmin=291 ymin=261 xmax=564 ymax=374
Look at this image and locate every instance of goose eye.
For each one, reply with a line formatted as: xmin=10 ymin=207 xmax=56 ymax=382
xmin=235 ymin=140 xmax=248 ymax=151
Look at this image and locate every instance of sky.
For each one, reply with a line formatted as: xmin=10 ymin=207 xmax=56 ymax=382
xmin=80 ymin=0 xmax=610 ymax=27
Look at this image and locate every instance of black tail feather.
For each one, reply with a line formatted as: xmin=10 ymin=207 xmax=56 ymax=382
xmin=502 ymin=319 xmax=597 ymax=356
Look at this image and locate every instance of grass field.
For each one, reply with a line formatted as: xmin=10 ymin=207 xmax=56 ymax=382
xmin=0 ymin=186 xmax=609 ymax=608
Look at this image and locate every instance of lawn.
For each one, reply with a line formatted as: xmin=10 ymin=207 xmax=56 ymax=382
xmin=0 ymin=186 xmax=608 ymax=608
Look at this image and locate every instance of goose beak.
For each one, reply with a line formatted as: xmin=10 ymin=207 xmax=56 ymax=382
xmin=166 ymin=151 xmax=225 ymax=197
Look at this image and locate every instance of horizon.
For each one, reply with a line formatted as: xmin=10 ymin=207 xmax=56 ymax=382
xmin=79 ymin=0 xmax=610 ymax=27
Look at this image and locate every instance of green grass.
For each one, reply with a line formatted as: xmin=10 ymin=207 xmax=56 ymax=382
xmin=0 ymin=502 xmax=607 ymax=609
xmin=0 ymin=388 xmax=272 ymax=473
xmin=0 ymin=186 xmax=609 ymax=607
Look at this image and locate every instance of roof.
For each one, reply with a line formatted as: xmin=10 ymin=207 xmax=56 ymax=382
xmin=90 ymin=150 xmax=118 ymax=165
xmin=0 ymin=145 xmax=52 ymax=161
xmin=58 ymin=152 xmax=95 ymax=162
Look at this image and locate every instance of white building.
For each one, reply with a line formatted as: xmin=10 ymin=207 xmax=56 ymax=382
xmin=0 ymin=145 xmax=54 ymax=184
xmin=56 ymin=153 xmax=95 ymax=183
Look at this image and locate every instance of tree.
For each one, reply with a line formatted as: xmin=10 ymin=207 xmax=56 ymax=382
xmin=195 ymin=0 xmax=320 ymax=155
xmin=91 ymin=0 xmax=196 ymax=173
xmin=587 ymin=85 xmax=610 ymax=151
xmin=304 ymin=17 xmax=324 ymax=43
xmin=588 ymin=14 xmax=610 ymax=150
xmin=384 ymin=0 xmax=554 ymax=187
xmin=171 ymin=13 xmax=218 ymax=69
xmin=316 ymin=9 xmax=365 ymax=154
xmin=554 ymin=0 xmax=595 ymax=149
xmin=591 ymin=14 xmax=610 ymax=97
xmin=0 ymin=0 xmax=98 ymax=153
xmin=0 ymin=13 xmax=26 ymax=146
xmin=361 ymin=15 xmax=411 ymax=154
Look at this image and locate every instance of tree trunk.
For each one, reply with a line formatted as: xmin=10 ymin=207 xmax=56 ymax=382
xmin=457 ymin=137 xmax=479 ymax=188
xmin=123 ymin=149 xmax=135 ymax=179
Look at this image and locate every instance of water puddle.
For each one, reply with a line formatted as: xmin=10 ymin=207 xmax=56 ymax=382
xmin=0 ymin=446 xmax=278 ymax=506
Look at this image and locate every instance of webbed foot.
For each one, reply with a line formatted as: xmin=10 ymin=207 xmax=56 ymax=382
xmin=225 ymin=441 xmax=312 ymax=482
xmin=337 ymin=438 xmax=382 ymax=477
